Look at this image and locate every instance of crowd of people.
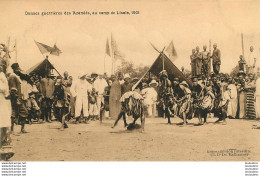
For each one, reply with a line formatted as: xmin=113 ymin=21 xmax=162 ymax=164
xmin=1 ymin=42 xmax=260 ymax=160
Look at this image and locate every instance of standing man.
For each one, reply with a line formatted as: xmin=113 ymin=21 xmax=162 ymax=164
xmin=8 ymin=63 xmax=29 ymax=133
xmin=93 ymin=72 xmax=108 ymax=120
xmin=53 ymin=76 xmax=69 ymax=130
xmin=246 ymin=46 xmax=257 ymax=75
xmin=191 ymin=77 xmax=204 ymax=124
xmin=202 ymin=45 xmax=211 ymax=77
xmin=111 ymin=74 xmax=132 ymax=128
xmin=62 ymin=71 xmax=74 ymax=119
xmin=195 ymin=46 xmax=202 ymax=78
xmin=190 ymin=49 xmax=196 ymax=76
xmin=118 ymin=72 xmax=124 ymax=85
xmin=39 ymin=71 xmax=55 ymax=123
xmin=211 ymin=43 xmax=221 ymax=75
xmin=72 ymin=73 xmax=92 ymax=123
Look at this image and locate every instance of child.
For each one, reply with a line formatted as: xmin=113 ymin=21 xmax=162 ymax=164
xmin=89 ymin=87 xmax=98 ymax=121
xmin=26 ymin=91 xmax=40 ymax=124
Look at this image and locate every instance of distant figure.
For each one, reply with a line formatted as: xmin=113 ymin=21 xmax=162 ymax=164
xmin=195 ymin=46 xmax=202 ymax=77
xmin=93 ymin=73 xmax=108 ymax=119
xmin=238 ymin=55 xmax=246 ymax=73
xmin=62 ymin=71 xmax=74 ymax=118
xmin=246 ymin=46 xmax=257 ymax=74
xmin=53 ymin=76 xmax=69 ymax=130
xmin=88 ymin=87 xmax=99 ymax=121
xmin=227 ymin=78 xmax=238 ymax=119
xmin=211 ymin=43 xmax=221 ymax=75
xmin=202 ymin=45 xmax=211 ymax=77
xmin=190 ymin=49 xmax=196 ymax=76
xmin=141 ymin=80 xmax=158 ymax=118
xmin=39 ymin=72 xmax=55 ymax=123
xmin=72 ymin=73 xmax=92 ymax=123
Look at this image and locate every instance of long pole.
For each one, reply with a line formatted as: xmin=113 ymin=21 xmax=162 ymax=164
xmin=241 ymin=33 xmax=244 ymax=57
xmin=162 ymin=47 xmax=165 ymax=70
xmin=15 ymin=38 xmax=17 ymax=62
xmin=103 ymin=54 xmax=106 ymax=74
xmin=209 ymin=39 xmax=212 ymax=77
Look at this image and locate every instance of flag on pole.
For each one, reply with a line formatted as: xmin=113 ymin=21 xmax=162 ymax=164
xmin=111 ymin=34 xmax=125 ymax=61
xmin=105 ymin=38 xmax=111 ymax=57
xmin=34 ymin=40 xmax=53 ymax=55
xmin=165 ymin=40 xmax=177 ymax=61
xmin=50 ymin=44 xmax=62 ymax=56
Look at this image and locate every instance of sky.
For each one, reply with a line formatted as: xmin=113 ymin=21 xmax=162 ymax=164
xmin=1 ymin=0 xmax=260 ymax=78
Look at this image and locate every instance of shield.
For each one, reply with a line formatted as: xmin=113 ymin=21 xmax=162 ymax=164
xmin=109 ymin=80 xmax=121 ymax=119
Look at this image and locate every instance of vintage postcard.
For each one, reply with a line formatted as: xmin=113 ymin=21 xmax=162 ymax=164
xmin=0 ymin=0 xmax=260 ymax=163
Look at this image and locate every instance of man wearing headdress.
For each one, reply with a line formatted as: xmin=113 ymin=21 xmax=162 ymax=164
xmin=177 ymin=81 xmax=192 ymax=125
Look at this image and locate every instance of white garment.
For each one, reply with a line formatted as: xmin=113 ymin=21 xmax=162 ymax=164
xmin=247 ymin=51 xmax=257 ymax=67
xmin=93 ymin=78 xmax=107 ymax=95
xmin=0 ymin=72 xmax=12 ymax=128
xmin=220 ymin=90 xmax=231 ymax=107
xmin=119 ymin=80 xmax=124 ymax=85
xmin=21 ymin=82 xmax=38 ymax=100
xmin=256 ymin=78 xmax=260 ymax=118
xmin=142 ymin=87 xmax=157 ymax=117
xmin=141 ymin=87 xmax=157 ymax=106
xmin=227 ymin=84 xmax=238 ymax=117
xmin=72 ymin=79 xmax=92 ymax=117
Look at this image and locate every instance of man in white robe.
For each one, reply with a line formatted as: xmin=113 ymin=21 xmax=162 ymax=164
xmin=227 ymin=79 xmax=238 ymax=118
xmin=72 ymin=73 xmax=92 ymax=123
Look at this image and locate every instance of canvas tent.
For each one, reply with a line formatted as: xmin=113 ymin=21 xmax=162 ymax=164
xmin=133 ymin=52 xmax=192 ymax=90
xmin=25 ymin=58 xmax=61 ymax=77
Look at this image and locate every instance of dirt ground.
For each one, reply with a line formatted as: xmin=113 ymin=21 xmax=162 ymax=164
xmin=9 ymin=116 xmax=260 ymax=161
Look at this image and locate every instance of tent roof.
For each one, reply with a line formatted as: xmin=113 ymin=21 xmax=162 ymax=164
xmin=133 ymin=52 xmax=192 ymax=89
xmin=25 ymin=58 xmax=60 ymax=76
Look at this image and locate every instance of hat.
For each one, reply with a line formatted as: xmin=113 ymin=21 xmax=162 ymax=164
xmin=237 ymin=71 xmax=246 ymax=77
xmin=132 ymin=77 xmax=139 ymax=83
xmin=192 ymin=77 xmax=198 ymax=82
xmin=124 ymin=73 xmax=130 ymax=80
xmin=57 ymin=75 xmax=62 ymax=79
xmin=91 ymin=72 xmax=98 ymax=77
xmin=85 ymin=75 xmax=92 ymax=80
xmin=173 ymin=77 xmax=179 ymax=81
xmin=180 ymin=81 xmax=189 ymax=88
xmin=11 ymin=63 xmax=21 ymax=71
xmin=149 ymin=80 xmax=158 ymax=87
xmin=79 ymin=72 xmax=87 ymax=79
